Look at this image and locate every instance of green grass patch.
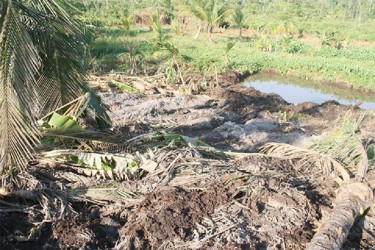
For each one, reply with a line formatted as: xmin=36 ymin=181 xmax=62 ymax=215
xmin=88 ymin=26 xmax=375 ymax=90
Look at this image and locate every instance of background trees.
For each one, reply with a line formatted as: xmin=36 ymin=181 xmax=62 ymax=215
xmin=185 ymin=0 xmax=232 ymax=40
xmin=67 ymin=0 xmax=375 ymax=42
xmin=233 ymin=8 xmax=245 ymax=38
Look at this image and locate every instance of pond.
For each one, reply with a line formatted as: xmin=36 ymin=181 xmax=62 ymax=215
xmin=244 ymin=74 xmax=375 ymax=109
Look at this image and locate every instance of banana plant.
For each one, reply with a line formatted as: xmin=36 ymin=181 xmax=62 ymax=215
xmin=43 ymin=149 xmax=157 ymax=181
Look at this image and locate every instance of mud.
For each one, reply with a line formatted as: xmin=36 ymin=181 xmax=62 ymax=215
xmin=120 ymin=185 xmax=230 ymax=249
xmin=1 ymin=72 xmax=374 ymax=249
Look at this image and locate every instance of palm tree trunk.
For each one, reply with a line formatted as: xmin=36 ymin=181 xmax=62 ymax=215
xmin=208 ymin=25 xmax=213 ymax=42
xmin=239 ymin=27 xmax=242 ymax=38
xmin=306 ymin=182 xmax=373 ymax=249
xmin=194 ymin=22 xmax=202 ymax=40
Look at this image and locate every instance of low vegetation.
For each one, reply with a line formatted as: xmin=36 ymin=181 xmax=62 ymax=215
xmin=88 ymin=27 xmax=375 ymax=89
xmin=73 ymin=0 xmax=375 ymax=90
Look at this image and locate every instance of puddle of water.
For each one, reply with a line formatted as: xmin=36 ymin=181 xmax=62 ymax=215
xmin=244 ymin=74 xmax=375 ymax=109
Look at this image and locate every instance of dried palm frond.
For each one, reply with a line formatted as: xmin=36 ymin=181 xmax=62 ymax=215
xmin=42 ymin=129 xmax=122 ymax=145
xmin=126 ymin=131 xmax=210 ymax=149
xmin=261 ymin=112 xmax=369 ymax=181
xmin=311 ymin=112 xmax=368 ymax=179
xmin=261 ymin=143 xmax=351 ymax=181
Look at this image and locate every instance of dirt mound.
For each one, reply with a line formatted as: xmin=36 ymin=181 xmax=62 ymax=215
xmin=216 ymin=69 xmax=250 ymax=87
xmin=114 ymin=156 xmax=333 ymax=249
xmin=119 ymin=185 xmax=229 ymax=248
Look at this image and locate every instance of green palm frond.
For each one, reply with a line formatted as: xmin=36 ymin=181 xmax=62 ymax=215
xmin=42 ymin=149 xmax=156 ymax=180
xmin=0 ymin=0 xmax=41 ymax=176
xmin=151 ymin=12 xmax=162 ymax=34
xmin=27 ymin=0 xmax=110 ymax=126
xmin=226 ymin=41 xmax=236 ymax=53
xmin=0 ymin=0 xmax=111 ymax=179
xmin=233 ymin=8 xmax=244 ymax=28
xmin=214 ymin=5 xmax=232 ymax=25
xmin=205 ymin=0 xmax=215 ymax=23
xmin=186 ymin=0 xmax=208 ymax=22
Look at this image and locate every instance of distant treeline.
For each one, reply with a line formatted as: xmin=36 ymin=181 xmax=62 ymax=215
xmin=68 ymin=0 xmax=375 ymax=23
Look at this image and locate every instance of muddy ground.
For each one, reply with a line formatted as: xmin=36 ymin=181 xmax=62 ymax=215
xmin=1 ymin=72 xmax=375 ymax=249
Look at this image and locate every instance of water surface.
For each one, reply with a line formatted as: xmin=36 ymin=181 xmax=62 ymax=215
xmin=244 ymin=74 xmax=375 ymax=109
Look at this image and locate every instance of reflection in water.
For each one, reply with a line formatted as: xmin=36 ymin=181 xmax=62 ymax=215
xmin=244 ymin=75 xmax=375 ymax=109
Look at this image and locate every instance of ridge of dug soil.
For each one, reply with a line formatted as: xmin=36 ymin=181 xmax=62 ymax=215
xmin=1 ymin=74 xmax=374 ymax=249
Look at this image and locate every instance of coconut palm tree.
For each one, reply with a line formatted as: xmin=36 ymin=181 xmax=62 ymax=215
xmin=0 ymin=0 xmax=110 ymax=181
xmin=262 ymin=113 xmax=374 ymax=249
xmin=233 ymin=7 xmax=245 ymax=38
xmin=185 ymin=0 xmax=232 ymax=40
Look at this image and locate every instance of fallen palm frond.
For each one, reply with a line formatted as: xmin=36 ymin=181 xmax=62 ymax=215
xmin=261 ymin=143 xmax=351 ymax=181
xmin=126 ymin=131 xmax=244 ymax=162
xmin=111 ymin=80 xmax=140 ymax=93
xmin=261 ymin=113 xmax=374 ymax=249
xmin=38 ymin=94 xmax=119 ymax=151
xmin=262 ymin=112 xmax=369 ymax=182
xmin=68 ymin=187 xmax=142 ymax=205
xmin=39 ymin=93 xmax=91 ymax=123
xmin=125 ymin=131 xmax=211 ymax=149
xmin=310 ymin=112 xmax=369 ymax=179
xmin=260 ymin=113 xmax=373 ymax=249
xmin=42 ymin=149 xmax=158 ymax=181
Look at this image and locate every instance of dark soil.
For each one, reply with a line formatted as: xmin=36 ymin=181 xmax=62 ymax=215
xmin=1 ymin=72 xmax=374 ymax=249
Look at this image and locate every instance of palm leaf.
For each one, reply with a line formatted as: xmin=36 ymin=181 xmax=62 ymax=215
xmin=0 ymin=0 xmax=111 ymax=179
xmin=261 ymin=112 xmax=369 ymax=181
xmin=26 ymin=0 xmax=111 ymax=127
xmin=42 ymin=149 xmax=156 ymax=180
xmin=310 ymin=112 xmax=368 ymax=179
xmin=226 ymin=41 xmax=236 ymax=53
xmin=214 ymin=5 xmax=232 ymax=25
xmin=186 ymin=0 xmax=208 ymax=22
xmin=0 ymin=0 xmax=41 ymax=176
xmin=233 ymin=8 xmax=244 ymax=27
xmin=261 ymin=143 xmax=351 ymax=181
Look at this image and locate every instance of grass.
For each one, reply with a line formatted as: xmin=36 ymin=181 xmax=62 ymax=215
xmin=88 ymin=26 xmax=375 ymax=90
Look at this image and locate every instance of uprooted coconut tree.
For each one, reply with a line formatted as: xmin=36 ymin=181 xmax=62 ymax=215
xmin=262 ymin=112 xmax=374 ymax=249
xmin=0 ymin=0 xmax=110 ymax=182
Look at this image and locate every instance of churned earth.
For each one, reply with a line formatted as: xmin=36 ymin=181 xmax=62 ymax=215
xmin=1 ymin=72 xmax=374 ymax=249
